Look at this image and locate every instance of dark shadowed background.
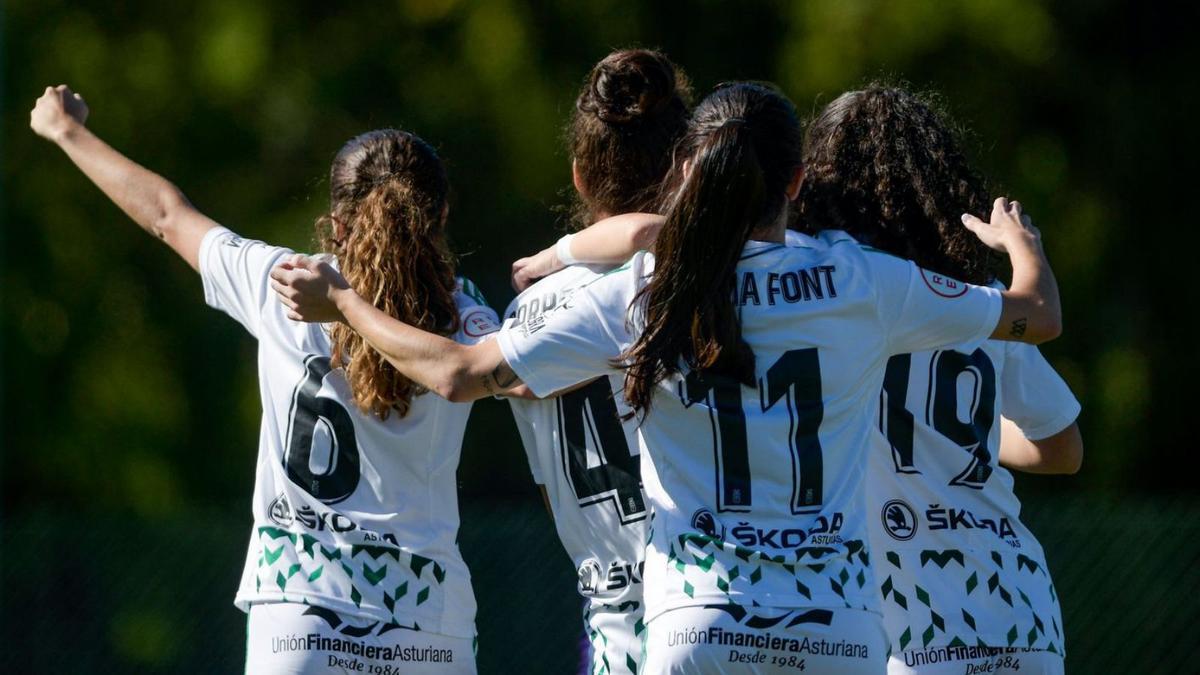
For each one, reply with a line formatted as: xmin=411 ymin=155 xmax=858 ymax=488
xmin=2 ymin=1 xmax=1198 ymax=673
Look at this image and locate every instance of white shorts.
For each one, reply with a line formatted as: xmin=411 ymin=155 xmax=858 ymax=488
xmin=245 ymin=602 xmax=476 ymax=675
xmin=644 ymin=605 xmax=888 ymax=675
xmin=583 ymin=604 xmax=643 ymax=675
xmin=888 ymin=647 xmax=1063 ymax=675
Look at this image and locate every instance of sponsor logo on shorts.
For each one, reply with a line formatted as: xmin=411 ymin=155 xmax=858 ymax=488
xmin=899 ymin=645 xmax=1044 ymax=669
xmin=270 ymin=632 xmax=456 ymax=667
xmin=882 ymin=499 xmax=918 ymax=541
xmin=665 ymin=625 xmax=871 ymax=660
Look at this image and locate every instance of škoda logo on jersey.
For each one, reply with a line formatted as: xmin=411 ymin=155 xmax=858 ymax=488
xmin=881 ymin=498 xmax=1021 ymax=545
xmin=881 ymin=499 xmax=918 ymax=541
xmin=577 ymin=558 xmax=644 ymax=596
xmin=270 ymin=487 xmax=386 ymax=535
xmin=920 ymin=268 xmax=969 ymax=298
xmin=692 ymin=507 xmax=846 ymax=548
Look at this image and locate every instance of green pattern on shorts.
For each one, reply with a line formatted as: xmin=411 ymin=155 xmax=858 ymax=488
xmin=878 ymin=546 xmax=1065 ymax=656
xmin=253 ymin=527 xmax=447 ymax=627
xmin=585 ymin=604 xmax=643 ymax=675
xmin=664 ymin=532 xmax=875 ymax=613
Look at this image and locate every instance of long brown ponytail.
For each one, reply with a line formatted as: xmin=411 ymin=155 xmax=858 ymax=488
xmin=317 ymin=129 xmax=459 ymax=419
xmin=621 ymin=83 xmax=803 ymax=414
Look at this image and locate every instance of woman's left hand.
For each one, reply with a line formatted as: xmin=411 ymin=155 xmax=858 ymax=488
xmin=511 ymin=246 xmax=563 ymax=292
xmin=269 ymin=254 xmax=352 ymax=323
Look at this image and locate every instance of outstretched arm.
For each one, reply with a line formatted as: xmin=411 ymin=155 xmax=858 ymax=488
xmin=963 ymin=198 xmax=1062 ymax=344
xmin=269 ymin=257 xmax=522 ymax=402
xmin=998 ymin=418 xmax=1083 ymax=474
xmin=30 ymin=85 xmax=218 ymax=271
xmin=511 ymin=212 xmax=664 ymax=291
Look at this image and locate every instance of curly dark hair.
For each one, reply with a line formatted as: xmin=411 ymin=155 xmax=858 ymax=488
xmin=794 ymin=85 xmax=996 ymax=285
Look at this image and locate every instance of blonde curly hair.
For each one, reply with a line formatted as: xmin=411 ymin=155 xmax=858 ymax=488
xmin=318 ymin=129 xmax=459 ymax=419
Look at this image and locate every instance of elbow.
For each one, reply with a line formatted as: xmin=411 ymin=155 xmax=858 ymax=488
xmin=434 ymin=376 xmax=470 ymax=403
xmin=1047 ymin=425 xmax=1084 ymax=474
xmin=1062 ymin=454 xmax=1083 ymax=475
xmin=1056 ymin=441 xmax=1084 ymax=473
xmin=1028 ymin=313 xmax=1063 ymax=344
xmin=1043 ymin=314 xmax=1063 ymax=342
xmin=630 ymin=223 xmax=655 ymax=252
xmin=443 ymin=384 xmax=474 ymax=404
xmin=438 ymin=362 xmax=475 ymax=403
xmin=152 ymin=188 xmax=191 ymax=242
xmin=1062 ymin=437 xmax=1084 ymax=475
xmin=630 ymin=216 xmax=665 ymax=251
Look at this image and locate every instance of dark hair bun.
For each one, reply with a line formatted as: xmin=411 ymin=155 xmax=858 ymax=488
xmin=579 ymin=49 xmax=680 ymax=125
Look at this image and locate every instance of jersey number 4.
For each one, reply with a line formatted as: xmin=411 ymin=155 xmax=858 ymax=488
xmin=681 ymin=348 xmax=824 ymax=515
xmin=283 ymin=356 xmax=361 ymax=504
xmin=882 ymin=349 xmax=996 ymax=489
xmin=557 ymin=379 xmax=646 ymax=525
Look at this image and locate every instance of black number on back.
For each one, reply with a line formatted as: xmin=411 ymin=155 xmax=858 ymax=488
xmin=930 ymin=350 xmax=996 ymax=489
xmin=881 ymin=349 xmax=997 ymax=489
xmin=682 ymin=370 xmax=752 ymax=511
xmin=284 ymin=356 xmax=361 ymax=504
xmin=558 ymin=379 xmax=645 ymax=524
xmin=681 ymin=348 xmax=826 ymax=514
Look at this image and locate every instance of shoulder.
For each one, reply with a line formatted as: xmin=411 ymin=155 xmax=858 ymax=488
xmin=450 ymin=276 xmax=501 ymax=343
xmin=456 ymin=276 xmax=491 ymax=309
xmin=502 ymin=265 xmax=598 ymax=321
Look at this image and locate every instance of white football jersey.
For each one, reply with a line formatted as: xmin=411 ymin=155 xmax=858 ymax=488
xmin=199 ymin=226 xmax=499 ymax=638
xmin=503 ymin=264 xmax=648 ymax=610
xmin=868 ymin=324 xmax=1079 ymax=655
xmin=497 ymin=231 xmax=1003 ymax=624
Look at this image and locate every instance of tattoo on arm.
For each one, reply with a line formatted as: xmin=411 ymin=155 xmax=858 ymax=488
xmin=1010 ymin=317 xmax=1028 ymax=338
xmin=479 ymin=361 xmax=523 ymax=396
xmin=480 ymin=374 xmax=499 ymax=396
xmin=492 ymin=362 xmax=521 ymax=389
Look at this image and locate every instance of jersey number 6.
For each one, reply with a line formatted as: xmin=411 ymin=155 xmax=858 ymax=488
xmin=283 ymin=356 xmax=361 ymax=504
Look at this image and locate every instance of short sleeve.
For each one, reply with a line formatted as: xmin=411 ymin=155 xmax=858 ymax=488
xmin=452 ymin=278 xmax=501 ymax=346
xmin=1001 ymin=343 xmax=1081 ymax=440
xmin=869 ymin=251 xmax=1003 ymax=356
xmin=497 ymin=264 xmax=639 ymax=398
xmin=198 ymin=227 xmax=293 ymax=338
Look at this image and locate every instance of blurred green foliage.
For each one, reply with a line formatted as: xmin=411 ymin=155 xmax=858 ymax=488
xmin=4 ymin=0 xmax=1191 ymax=510
xmin=1 ymin=0 xmax=1197 ymax=669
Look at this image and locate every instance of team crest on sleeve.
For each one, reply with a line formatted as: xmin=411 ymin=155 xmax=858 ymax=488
xmin=461 ymin=309 xmax=498 ymax=338
xmin=920 ymin=268 xmax=968 ymax=298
